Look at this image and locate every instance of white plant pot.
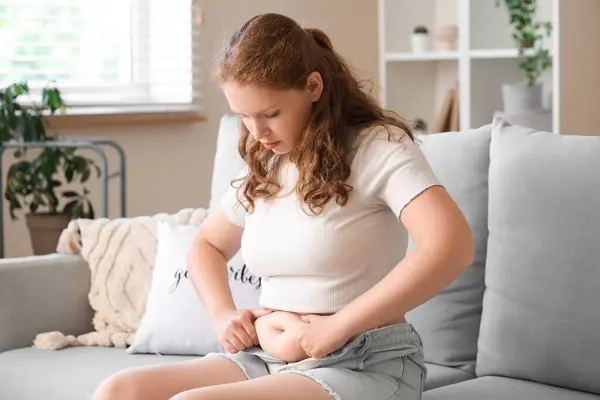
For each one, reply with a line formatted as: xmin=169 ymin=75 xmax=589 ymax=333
xmin=411 ymin=34 xmax=428 ymax=53
xmin=502 ymin=82 xmax=543 ymax=114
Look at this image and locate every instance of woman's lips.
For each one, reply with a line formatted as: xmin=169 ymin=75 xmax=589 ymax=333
xmin=262 ymin=141 xmax=280 ymax=150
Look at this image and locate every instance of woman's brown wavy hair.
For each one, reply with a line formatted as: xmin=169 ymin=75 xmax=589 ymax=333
xmin=213 ymin=13 xmax=414 ymax=215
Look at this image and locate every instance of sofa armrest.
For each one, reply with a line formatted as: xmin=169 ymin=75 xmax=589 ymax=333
xmin=0 ymin=253 xmax=93 ymax=353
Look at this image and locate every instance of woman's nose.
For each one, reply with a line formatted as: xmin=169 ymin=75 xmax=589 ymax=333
xmin=251 ymin=120 xmax=270 ymax=140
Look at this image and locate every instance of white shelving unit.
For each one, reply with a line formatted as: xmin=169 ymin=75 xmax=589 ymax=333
xmin=378 ymin=0 xmax=558 ymax=133
xmin=384 ymin=52 xmax=459 ymax=62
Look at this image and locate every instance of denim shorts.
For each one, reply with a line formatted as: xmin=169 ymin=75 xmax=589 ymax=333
xmin=207 ymin=322 xmax=427 ymax=400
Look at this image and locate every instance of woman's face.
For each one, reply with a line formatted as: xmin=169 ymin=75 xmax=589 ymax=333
xmin=222 ymin=74 xmax=323 ymax=156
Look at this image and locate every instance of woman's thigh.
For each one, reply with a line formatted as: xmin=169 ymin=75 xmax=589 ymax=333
xmin=170 ymin=373 xmax=334 ymax=400
xmin=169 ymin=358 xmax=422 ymax=400
xmin=92 ymin=354 xmax=248 ymax=400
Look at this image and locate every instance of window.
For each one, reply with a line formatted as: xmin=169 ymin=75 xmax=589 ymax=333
xmin=0 ymin=0 xmax=201 ymax=109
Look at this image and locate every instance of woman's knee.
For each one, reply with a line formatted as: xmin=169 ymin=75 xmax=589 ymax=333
xmin=92 ymin=369 xmax=145 ymax=400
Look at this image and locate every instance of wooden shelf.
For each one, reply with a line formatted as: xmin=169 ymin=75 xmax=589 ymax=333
xmin=469 ymin=48 xmax=541 ymax=59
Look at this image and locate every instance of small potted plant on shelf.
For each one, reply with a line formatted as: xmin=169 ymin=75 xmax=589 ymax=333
xmin=411 ymin=25 xmax=429 ymax=53
xmin=495 ymin=0 xmax=553 ymax=114
xmin=413 ymin=118 xmax=428 ymax=134
xmin=0 ymin=81 xmax=99 ymax=255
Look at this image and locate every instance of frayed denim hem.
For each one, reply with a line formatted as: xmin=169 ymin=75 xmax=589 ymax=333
xmin=280 ymin=368 xmax=342 ymax=400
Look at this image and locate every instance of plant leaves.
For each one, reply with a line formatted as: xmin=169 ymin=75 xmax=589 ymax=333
xmin=497 ymin=0 xmax=552 ymax=85
xmin=62 ymin=190 xmax=79 ymax=198
xmin=72 ymin=202 xmax=84 ymax=219
xmin=63 ymin=200 xmax=78 ymax=212
xmin=73 ymin=155 xmax=87 ymax=172
xmin=42 ymin=86 xmax=64 ymax=114
xmin=43 ymin=191 xmax=59 ymax=213
xmin=10 ymin=82 xmax=29 ymax=96
xmin=0 ymin=124 xmax=11 ymax=142
xmin=2 ymin=81 xmax=95 ymax=219
xmin=81 ymin=167 xmax=90 ymax=183
xmin=85 ymin=199 xmax=95 ymax=219
xmin=30 ymin=199 xmax=40 ymax=214
xmin=31 ymin=115 xmax=47 ymax=141
xmin=65 ymin=166 xmax=74 ymax=182
xmin=87 ymin=208 xmax=95 ymax=219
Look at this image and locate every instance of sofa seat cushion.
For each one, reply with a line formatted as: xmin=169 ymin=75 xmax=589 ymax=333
xmin=424 ymin=363 xmax=475 ymax=391
xmin=0 ymin=348 xmax=475 ymax=398
xmin=424 ymin=376 xmax=599 ymax=400
xmin=0 ymin=347 xmax=195 ymax=400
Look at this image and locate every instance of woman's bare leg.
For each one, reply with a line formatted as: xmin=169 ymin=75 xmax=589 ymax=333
xmin=92 ymin=354 xmax=247 ymax=400
xmin=170 ymin=374 xmax=333 ymax=400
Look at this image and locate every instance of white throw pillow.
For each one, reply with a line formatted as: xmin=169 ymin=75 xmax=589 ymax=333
xmin=128 ymin=220 xmax=261 ymax=356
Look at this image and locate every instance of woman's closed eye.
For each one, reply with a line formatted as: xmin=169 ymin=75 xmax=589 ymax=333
xmin=236 ymin=111 xmax=279 ymax=119
xmin=264 ymin=110 xmax=280 ymax=119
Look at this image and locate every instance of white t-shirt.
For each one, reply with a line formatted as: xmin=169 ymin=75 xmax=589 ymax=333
xmin=220 ymin=124 xmax=442 ymax=314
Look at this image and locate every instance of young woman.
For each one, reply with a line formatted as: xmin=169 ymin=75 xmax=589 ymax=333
xmin=93 ymin=13 xmax=474 ymax=400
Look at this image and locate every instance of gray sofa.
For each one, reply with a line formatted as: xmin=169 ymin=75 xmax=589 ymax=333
xmin=1 ymin=116 xmax=599 ymax=400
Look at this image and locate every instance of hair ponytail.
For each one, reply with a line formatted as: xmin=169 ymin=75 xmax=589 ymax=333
xmin=304 ymin=28 xmax=334 ymax=52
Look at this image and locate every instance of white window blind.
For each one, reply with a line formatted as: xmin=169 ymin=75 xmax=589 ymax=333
xmin=0 ymin=0 xmax=202 ymax=108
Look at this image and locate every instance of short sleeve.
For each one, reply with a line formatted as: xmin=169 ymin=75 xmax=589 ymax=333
xmin=353 ymin=126 xmax=442 ymax=218
xmin=219 ymin=167 xmax=248 ymax=228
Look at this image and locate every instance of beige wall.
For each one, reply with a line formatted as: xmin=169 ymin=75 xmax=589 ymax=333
xmin=2 ymin=0 xmax=378 ymax=257
xmin=556 ymin=0 xmax=600 ymax=135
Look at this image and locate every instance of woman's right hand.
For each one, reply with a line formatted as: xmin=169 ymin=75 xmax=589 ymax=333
xmin=213 ymin=308 xmax=273 ymax=354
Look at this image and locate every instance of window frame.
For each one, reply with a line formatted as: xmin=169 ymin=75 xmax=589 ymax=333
xmin=0 ymin=0 xmax=204 ymax=124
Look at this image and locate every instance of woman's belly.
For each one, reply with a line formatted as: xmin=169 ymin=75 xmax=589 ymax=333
xmin=255 ymin=308 xmax=407 ymax=360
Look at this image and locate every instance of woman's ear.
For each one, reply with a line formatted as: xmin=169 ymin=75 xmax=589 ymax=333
xmin=306 ymin=71 xmax=323 ymax=102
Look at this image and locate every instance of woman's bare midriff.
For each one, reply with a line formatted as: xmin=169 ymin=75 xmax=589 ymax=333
xmin=254 ymin=310 xmax=406 ymax=363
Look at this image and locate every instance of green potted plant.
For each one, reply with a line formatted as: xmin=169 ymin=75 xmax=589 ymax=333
xmin=411 ymin=25 xmax=429 ymax=53
xmin=0 ymin=81 xmax=99 ymax=255
xmin=413 ymin=118 xmax=428 ymax=134
xmin=495 ymin=0 xmax=553 ymax=114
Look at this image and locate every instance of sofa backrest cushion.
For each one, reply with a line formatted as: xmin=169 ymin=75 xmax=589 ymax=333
xmin=476 ymin=117 xmax=600 ymax=395
xmin=209 ymin=114 xmax=245 ymax=211
xmin=406 ymin=124 xmax=491 ymax=374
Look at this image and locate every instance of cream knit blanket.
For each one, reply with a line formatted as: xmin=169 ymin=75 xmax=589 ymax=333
xmin=33 ymin=207 xmax=209 ymax=350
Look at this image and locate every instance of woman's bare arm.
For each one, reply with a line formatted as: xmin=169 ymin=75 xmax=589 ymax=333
xmin=187 ymin=211 xmax=244 ymax=321
xmin=333 ymin=185 xmax=475 ymax=337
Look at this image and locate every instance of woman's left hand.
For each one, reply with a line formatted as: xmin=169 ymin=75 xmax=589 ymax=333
xmin=297 ymin=314 xmax=351 ymax=359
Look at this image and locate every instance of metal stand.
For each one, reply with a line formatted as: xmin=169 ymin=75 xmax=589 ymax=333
xmin=0 ymin=137 xmax=126 ymax=258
